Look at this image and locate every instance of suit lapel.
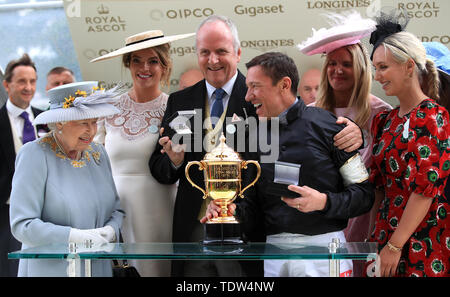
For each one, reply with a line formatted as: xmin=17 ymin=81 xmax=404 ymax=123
xmin=225 ymin=70 xmax=247 ymax=120
xmin=0 ymin=106 xmax=16 ymax=169
xmin=31 ymin=107 xmax=49 ymax=135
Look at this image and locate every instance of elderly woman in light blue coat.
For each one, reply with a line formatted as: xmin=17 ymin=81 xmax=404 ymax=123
xmin=9 ymin=81 xmax=124 ymax=277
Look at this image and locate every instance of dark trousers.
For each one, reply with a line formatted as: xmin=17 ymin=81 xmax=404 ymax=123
xmin=183 ymin=221 xmax=245 ymax=277
xmin=0 ymin=205 xmax=20 ymax=277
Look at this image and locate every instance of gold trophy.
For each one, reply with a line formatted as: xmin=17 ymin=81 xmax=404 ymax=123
xmin=186 ymin=134 xmax=261 ymax=245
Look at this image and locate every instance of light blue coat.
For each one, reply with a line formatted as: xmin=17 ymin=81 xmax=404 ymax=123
xmin=10 ymin=134 xmax=124 ymax=277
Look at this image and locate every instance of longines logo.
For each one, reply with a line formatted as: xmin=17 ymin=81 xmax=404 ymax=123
xmin=240 ymin=39 xmax=295 ymax=52
xmin=306 ymin=0 xmax=371 ymax=9
xmin=85 ymin=4 xmax=127 ymax=32
xmin=397 ymin=1 xmax=440 ymax=18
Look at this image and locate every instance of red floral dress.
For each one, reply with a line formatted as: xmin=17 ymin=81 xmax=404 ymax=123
xmin=369 ymin=99 xmax=450 ymax=277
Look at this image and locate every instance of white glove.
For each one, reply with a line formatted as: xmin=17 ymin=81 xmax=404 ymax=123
xmin=96 ymin=225 xmax=116 ymax=243
xmin=68 ymin=228 xmax=109 ymax=245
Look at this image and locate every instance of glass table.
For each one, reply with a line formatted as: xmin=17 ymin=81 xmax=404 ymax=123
xmin=9 ymin=239 xmax=378 ymax=277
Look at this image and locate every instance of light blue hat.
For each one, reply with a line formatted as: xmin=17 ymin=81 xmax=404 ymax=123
xmin=33 ymin=81 xmax=121 ymax=125
xmin=423 ymin=42 xmax=450 ymax=74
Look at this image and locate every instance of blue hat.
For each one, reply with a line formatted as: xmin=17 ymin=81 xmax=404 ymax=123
xmin=33 ymin=81 xmax=121 ymax=125
xmin=423 ymin=42 xmax=450 ymax=75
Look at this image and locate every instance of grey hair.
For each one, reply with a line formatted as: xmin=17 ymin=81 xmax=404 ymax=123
xmin=47 ymin=122 xmax=66 ymax=131
xmin=196 ymin=15 xmax=240 ymax=54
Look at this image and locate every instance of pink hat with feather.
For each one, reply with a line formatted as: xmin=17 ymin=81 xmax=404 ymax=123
xmin=297 ymin=11 xmax=376 ymax=56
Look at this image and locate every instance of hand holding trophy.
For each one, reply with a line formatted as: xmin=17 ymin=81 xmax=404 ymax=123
xmin=186 ymin=133 xmax=260 ymax=245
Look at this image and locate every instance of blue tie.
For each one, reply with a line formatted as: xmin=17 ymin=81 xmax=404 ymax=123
xmin=20 ymin=111 xmax=36 ymax=144
xmin=211 ymin=88 xmax=225 ymax=128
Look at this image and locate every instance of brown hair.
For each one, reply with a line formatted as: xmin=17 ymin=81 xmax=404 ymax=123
xmin=245 ymin=52 xmax=299 ymax=96
xmin=4 ymin=53 xmax=36 ymax=82
xmin=122 ymin=43 xmax=172 ymax=87
xmin=47 ymin=66 xmax=74 ymax=77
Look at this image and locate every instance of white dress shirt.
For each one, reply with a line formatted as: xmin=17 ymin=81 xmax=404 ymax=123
xmin=205 ymin=71 xmax=238 ymax=114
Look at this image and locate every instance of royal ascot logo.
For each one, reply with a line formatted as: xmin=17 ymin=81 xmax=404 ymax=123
xmin=233 ymin=4 xmax=286 ymax=17
xmin=305 ymin=0 xmax=371 ymax=9
xmin=240 ymin=39 xmax=295 ymax=52
xmin=84 ymin=4 xmax=127 ymax=32
xmin=397 ymin=1 xmax=440 ymax=18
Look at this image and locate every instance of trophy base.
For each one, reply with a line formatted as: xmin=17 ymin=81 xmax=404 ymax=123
xmin=202 ymin=222 xmax=244 ymax=246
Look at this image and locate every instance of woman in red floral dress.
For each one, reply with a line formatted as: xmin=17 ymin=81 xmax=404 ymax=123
xmin=367 ymin=19 xmax=450 ymax=276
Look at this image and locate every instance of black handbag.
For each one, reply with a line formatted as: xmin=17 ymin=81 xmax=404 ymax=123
xmin=112 ymin=232 xmax=140 ymax=277
xmin=112 ymin=259 xmax=140 ymax=277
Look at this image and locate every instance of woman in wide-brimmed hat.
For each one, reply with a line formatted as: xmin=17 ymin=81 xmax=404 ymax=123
xmin=9 ymin=81 xmax=125 ymax=276
xmin=91 ymin=30 xmax=194 ymax=277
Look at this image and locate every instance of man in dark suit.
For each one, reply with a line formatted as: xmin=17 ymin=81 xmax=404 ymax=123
xmin=149 ymin=15 xmax=264 ymax=277
xmin=150 ymin=15 xmax=363 ymax=277
xmin=0 ymin=54 xmax=47 ymax=276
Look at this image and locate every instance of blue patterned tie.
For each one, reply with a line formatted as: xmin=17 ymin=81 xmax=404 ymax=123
xmin=211 ymin=88 xmax=226 ymax=128
xmin=20 ymin=111 xmax=36 ymax=144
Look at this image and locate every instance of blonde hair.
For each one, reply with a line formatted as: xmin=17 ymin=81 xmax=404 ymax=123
xmin=382 ymin=31 xmax=440 ymax=100
xmin=316 ymin=43 xmax=372 ymax=130
xmin=122 ymin=43 xmax=173 ymax=87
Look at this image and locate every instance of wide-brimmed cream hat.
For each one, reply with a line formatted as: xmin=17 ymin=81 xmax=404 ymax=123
xmin=90 ymin=30 xmax=195 ymax=63
xmin=33 ymin=81 xmax=122 ymax=125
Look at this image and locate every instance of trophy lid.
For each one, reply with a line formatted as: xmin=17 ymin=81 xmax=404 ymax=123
xmin=204 ymin=133 xmax=242 ymax=162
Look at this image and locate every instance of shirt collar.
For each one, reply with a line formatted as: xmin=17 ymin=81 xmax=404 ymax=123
xmin=205 ymin=71 xmax=238 ymax=100
xmin=6 ymin=99 xmax=34 ymax=119
xmin=278 ymin=98 xmax=298 ymax=125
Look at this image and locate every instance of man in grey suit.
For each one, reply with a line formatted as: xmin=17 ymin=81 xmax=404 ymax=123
xmin=0 ymin=54 xmax=47 ymax=276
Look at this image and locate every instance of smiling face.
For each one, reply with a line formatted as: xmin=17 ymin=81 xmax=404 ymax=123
xmin=372 ymin=45 xmax=409 ymax=97
xmin=326 ymin=47 xmax=355 ymax=94
xmin=196 ymin=20 xmax=241 ymax=88
xmin=56 ymin=118 xmax=98 ymax=157
xmin=3 ymin=65 xmax=37 ymax=109
xmin=245 ymin=65 xmax=287 ymax=118
xmin=128 ymin=48 xmax=164 ymax=90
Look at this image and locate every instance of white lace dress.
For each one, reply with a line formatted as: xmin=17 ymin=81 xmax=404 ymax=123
xmin=96 ymin=92 xmax=176 ymax=277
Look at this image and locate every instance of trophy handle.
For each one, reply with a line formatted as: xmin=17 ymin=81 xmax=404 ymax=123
xmin=239 ymin=160 xmax=261 ymax=198
xmin=185 ymin=161 xmax=208 ymax=199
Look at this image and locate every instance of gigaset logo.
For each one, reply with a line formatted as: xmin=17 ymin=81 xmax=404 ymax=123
xmin=233 ymin=4 xmax=285 ymax=17
xmin=85 ymin=4 xmax=127 ymax=32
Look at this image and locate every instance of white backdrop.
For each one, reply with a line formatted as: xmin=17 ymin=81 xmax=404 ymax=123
xmin=64 ymin=0 xmax=450 ymax=107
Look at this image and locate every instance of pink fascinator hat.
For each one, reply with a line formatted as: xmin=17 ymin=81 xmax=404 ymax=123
xmin=297 ymin=11 xmax=376 ymax=56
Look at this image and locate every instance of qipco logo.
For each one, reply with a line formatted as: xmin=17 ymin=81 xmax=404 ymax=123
xmin=166 ymin=8 xmax=214 ymax=19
